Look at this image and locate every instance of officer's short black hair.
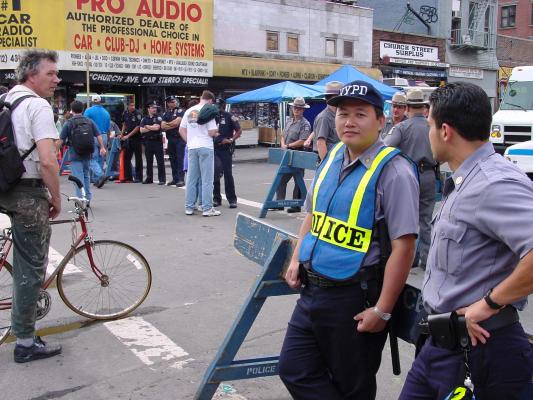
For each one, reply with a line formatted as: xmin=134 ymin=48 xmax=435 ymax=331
xmin=70 ymin=100 xmax=84 ymax=114
xmin=429 ymin=82 xmax=491 ymax=142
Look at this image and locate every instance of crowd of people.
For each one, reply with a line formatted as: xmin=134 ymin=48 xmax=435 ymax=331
xmin=1 ymin=50 xmax=532 ymax=400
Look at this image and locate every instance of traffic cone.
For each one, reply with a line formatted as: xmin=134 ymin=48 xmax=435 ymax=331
xmin=117 ymin=148 xmax=128 ymax=183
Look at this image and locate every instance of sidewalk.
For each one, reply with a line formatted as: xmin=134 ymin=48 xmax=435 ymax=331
xmin=233 ymin=145 xmax=270 ymax=164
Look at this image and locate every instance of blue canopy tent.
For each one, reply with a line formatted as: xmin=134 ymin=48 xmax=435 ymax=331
xmin=226 ymin=81 xmax=324 ymax=138
xmin=314 ymin=64 xmax=397 ymax=101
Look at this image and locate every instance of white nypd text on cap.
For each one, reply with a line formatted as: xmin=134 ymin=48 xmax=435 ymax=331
xmin=340 ymin=84 xmax=368 ymax=97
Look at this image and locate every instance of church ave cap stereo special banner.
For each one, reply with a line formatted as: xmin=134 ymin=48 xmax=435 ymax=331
xmin=0 ymin=0 xmax=213 ymax=77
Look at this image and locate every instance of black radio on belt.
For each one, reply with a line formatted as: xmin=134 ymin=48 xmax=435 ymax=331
xmin=417 ymin=161 xmax=438 ymax=173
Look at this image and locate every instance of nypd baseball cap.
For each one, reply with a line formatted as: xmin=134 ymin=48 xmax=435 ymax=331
xmin=327 ymin=80 xmax=384 ymax=110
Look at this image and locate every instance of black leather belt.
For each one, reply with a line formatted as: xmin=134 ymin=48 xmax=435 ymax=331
xmin=300 ymin=263 xmax=381 ymax=288
xmin=18 ymin=179 xmax=44 ymax=188
xmin=419 ymin=306 xmax=519 ymax=336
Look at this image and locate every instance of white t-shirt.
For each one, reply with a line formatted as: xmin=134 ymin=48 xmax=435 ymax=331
xmin=179 ymin=103 xmax=217 ymax=150
xmin=5 ymin=85 xmax=58 ymax=178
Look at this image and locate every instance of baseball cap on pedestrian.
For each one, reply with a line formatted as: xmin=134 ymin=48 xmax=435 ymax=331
xmin=391 ymin=92 xmax=407 ymax=106
xmin=327 ymin=80 xmax=384 ymax=110
xmin=324 ymin=81 xmax=343 ymax=96
xmin=146 ymin=101 xmax=158 ymax=108
xmin=288 ymin=97 xmax=310 ymax=109
xmin=165 ymin=96 xmax=176 ymax=103
xmin=91 ymin=94 xmax=101 ymax=103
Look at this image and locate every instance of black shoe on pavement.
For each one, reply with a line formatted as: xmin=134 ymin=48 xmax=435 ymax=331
xmin=213 ymin=200 xmax=221 ymax=207
xmin=158 ymin=181 xmax=165 ymax=185
xmin=94 ymin=176 xmax=107 ymax=189
xmin=287 ymin=207 xmax=301 ymax=213
xmin=14 ymin=336 xmax=62 ymax=363
xmin=142 ymin=179 xmax=153 ymax=184
xmin=229 ymin=202 xmax=237 ymax=209
xmin=166 ymin=180 xmax=176 ymax=186
xmin=176 ymin=181 xmax=185 ymax=187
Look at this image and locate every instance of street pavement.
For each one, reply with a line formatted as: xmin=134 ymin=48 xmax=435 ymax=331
xmin=0 ymin=146 xmax=531 ymax=400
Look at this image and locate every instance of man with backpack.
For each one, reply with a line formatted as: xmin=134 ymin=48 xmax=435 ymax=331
xmin=57 ymin=100 xmax=106 ymax=205
xmin=0 ymin=50 xmax=62 ymax=362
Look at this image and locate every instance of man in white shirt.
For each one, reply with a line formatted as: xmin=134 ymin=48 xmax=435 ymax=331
xmin=179 ymin=90 xmax=219 ymax=216
xmin=1 ymin=50 xmax=62 ymax=363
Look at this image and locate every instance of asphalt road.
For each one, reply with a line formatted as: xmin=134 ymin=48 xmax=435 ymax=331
xmin=0 ymin=152 xmax=531 ymax=400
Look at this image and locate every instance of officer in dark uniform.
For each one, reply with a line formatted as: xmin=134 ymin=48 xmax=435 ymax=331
xmin=213 ymin=98 xmax=241 ymax=208
xmin=140 ymin=101 xmax=166 ymax=185
xmin=278 ymin=81 xmax=419 ymax=400
xmin=161 ymin=96 xmax=186 ymax=187
xmin=121 ymin=101 xmax=143 ymax=182
xmin=400 ymin=82 xmax=533 ymax=400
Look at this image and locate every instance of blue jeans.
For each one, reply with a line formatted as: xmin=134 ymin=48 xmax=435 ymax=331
xmin=69 ymin=157 xmax=92 ymax=201
xmin=90 ymin=134 xmax=106 ymax=182
xmin=0 ymin=185 xmax=51 ymax=338
xmin=186 ymin=147 xmax=214 ymax=211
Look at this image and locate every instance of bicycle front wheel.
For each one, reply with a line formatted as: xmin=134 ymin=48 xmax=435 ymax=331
xmin=0 ymin=261 xmax=13 ymax=345
xmin=57 ymin=240 xmax=151 ymax=320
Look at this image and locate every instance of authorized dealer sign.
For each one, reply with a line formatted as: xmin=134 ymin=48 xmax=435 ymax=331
xmin=0 ymin=0 xmax=213 ymax=77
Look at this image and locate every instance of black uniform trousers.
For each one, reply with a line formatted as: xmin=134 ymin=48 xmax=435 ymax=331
xmin=123 ymin=138 xmax=143 ymax=181
xmin=167 ymin=135 xmax=186 ymax=183
xmin=144 ymin=139 xmax=166 ymax=183
xmin=279 ymin=279 xmax=388 ymax=400
xmin=213 ymin=146 xmax=237 ymax=204
xmin=276 ymin=169 xmax=304 ymax=201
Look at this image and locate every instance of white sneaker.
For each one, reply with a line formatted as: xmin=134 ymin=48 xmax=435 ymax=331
xmin=196 ymin=205 xmax=203 ymax=211
xmin=185 ymin=209 xmax=194 ymax=215
xmin=203 ymin=208 xmax=221 ymax=217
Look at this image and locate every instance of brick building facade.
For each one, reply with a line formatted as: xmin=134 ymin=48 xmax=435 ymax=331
xmin=497 ymin=0 xmax=533 ymax=39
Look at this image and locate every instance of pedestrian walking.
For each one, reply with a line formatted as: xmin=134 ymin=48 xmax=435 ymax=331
xmin=278 ymin=80 xmax=419 ymax=399
xmin=179 ymin=90 xmax=219 ymax=217
xmin=384 ymin=89 xmax=437 ymax=269
xmin=399 ymin=82 xmax=533 ymax=400
xmin=57 ymin=100 xmax=106 ymax=205
xmin=1 ymin=50 xmax=63 ymax=362
xmin=161 ymin=95 xmax=186 ymax=187
xmin=140 ymin=102 xmax=166 ymax=185
xmin=121 ymin=101 xmax=143 ymax=182
xmin=276 ymin=97 xmax=312 ymax=213
xmin=84 ymin=94 xmax=110 ymax=188
xmin=213 ymin=97 xmax=241 ymax=208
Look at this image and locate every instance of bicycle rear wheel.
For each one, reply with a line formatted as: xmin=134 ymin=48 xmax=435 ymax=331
xmin=57 ymin=240 xmax=151 ymax=320
xmin=0 ymin=262 xmax=13 ymax=345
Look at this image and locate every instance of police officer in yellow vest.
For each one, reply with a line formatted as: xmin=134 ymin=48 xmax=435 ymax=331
xmin=278 ymin=80 xmax=420 ymax=400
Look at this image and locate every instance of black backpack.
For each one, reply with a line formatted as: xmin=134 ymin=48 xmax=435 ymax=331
xmin=69 ymin=117 xmax=95 ymax=156
xmin=0 ymin=94 xmax=37 ymax=192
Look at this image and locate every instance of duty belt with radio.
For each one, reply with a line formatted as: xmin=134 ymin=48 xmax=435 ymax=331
xmin=299 ymin=262 xmax=381 ymax=288
xmin=417 ymin=160 xmax=438 ymax=174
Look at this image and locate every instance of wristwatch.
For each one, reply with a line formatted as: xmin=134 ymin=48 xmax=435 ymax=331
xmin=373 ymin=306 xmax=392 ymax=321
xmin=484 ymin=288 xmax=505 ymax=310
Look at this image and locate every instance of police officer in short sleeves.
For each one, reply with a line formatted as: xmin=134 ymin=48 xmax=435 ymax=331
xmin=140 ymin=102 xmax=166 ymax=185
xmin=121 ymin=101 xmax=143 ymax=182
xmin=399 ymin=83 xmax=533 ymax=399
xmin=278 ymin=81 xmax=419 ymax=400
xmin=162 ymin=96 xmax=186 ymax=187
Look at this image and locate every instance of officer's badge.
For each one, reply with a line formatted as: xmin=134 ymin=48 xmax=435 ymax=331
xmin=231 ymin=116 xmax=239 ymax=122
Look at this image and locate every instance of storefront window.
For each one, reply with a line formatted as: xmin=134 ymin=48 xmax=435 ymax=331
xmin=267 ymin=31 xmax=279 ymax=52
xmin=325 ymin=38 xmax=336 ymax=57
xmin=287 ymin=34 xmax=299 ymax=54
xmin=343 ymin=40 xmax=353 ymax=58
xmin=501 ymin=5 xmax=516 ymax=28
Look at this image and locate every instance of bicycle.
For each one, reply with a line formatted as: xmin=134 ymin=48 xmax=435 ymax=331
xmin=0 ymin=176 xmax=152 ymax=344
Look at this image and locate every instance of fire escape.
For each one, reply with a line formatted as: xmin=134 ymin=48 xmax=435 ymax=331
xmin=450 ymin=0 xmax=496 ymax=50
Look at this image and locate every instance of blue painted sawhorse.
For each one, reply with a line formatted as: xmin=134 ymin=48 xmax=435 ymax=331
xmin=260 ymin=148 xmax=318 ymax=218
xmin=194 ymin=213 xmax=426 ymax=400
xmin=104 ymin=137 xmax=121 ymax=179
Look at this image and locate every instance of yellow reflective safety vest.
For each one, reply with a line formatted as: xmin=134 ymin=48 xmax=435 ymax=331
xmin=299 ymin=142 xmax=402 ymax=280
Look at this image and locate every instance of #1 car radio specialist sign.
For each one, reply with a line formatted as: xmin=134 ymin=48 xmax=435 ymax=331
xmin=0 ymin=0 xmax=213 ymax=77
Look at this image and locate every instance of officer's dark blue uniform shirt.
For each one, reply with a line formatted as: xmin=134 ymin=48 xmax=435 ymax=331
xmin=122 ymin=109 xmax=142 ymax=135
xmin=162 ymin=107 xmax=184 ymax=137
xmin=140 ymin=114 xmax=163 ymax=140
xmin=214 ymin=111 xmax=240 ymax=146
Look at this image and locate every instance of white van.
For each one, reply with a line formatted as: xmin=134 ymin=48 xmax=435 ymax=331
xmin=490 ymin=66 xmax=533 ymax=152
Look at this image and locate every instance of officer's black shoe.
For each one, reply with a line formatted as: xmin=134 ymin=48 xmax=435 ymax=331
xmin=213 ymin=200 xmax=221 ymax=207
xmin=94 ymin=176 xmax=107 ymax=189
xmin=14 ymin=337 xmax=62 ymax=363
xmin=176 ymin=181 xmax=185 ymax=187
xmin=166 ymin=180 xmax=176 ymax=186
xmin=158 ymin=181 xmax=165 ymax=186
xmin=229 ymin=202 xmax=237 ymax=209
xmin=287 ymin=207 xmax=301 ymax=213
xmin=142 ymin=179 xmax=153 ymax=184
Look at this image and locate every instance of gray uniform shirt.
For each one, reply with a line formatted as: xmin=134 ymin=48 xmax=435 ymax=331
xmin=313 ymin=107 xmax=338 ymax=151
xmin=384 ymin=114 xmax=435 ymax=166
xmin=284 ymin=117 xmax=311 ymax=145
xmin=423 ymin=141 xmax=533 ymax=313
xmin=304 ymin=139 xmax=420 ymax=266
